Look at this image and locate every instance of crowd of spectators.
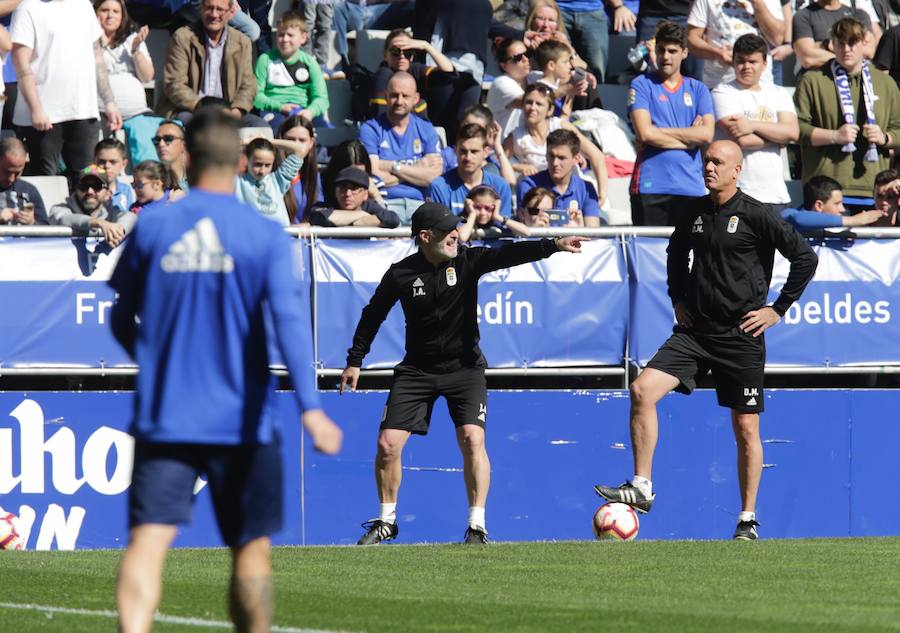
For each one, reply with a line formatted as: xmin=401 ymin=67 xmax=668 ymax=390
xmin=0 ymin=0 xmax=898 ymax=234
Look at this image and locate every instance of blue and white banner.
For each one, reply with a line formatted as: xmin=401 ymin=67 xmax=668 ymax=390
xmin=313 ymin=239 xmax=629 ymax=368
xmin=627 ymin=237 xmax=900 ymax=366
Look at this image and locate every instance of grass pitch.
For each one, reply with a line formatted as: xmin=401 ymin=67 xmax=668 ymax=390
xmin=1 ymin=538 xmax=899 ymax=633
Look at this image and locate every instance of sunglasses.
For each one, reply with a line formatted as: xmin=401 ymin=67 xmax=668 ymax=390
xmin=504 ymin=52 xmax=528 ymax=64
xmin=133 ymin=179 xmax=161 ymax=190
xmin=77 ymin=181 xmax=107 ymax=192
xmin=472 ymin=203 xmax=495 ymax=212
xmin=388 ymin=47 xmax=414 ymax=59
xmin=152 ymin=134 xmax=183 ymax=145
xmin=525 ymin=207 xmax=545 ymax=216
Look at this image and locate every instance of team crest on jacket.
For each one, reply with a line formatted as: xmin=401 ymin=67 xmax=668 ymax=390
xmin=446 ymin=267 xmax=457 ymax=286
xmin=727 ymin=216 xmax=740 ymax=233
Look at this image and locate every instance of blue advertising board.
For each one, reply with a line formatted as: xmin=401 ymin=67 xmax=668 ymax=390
xmin=1 ymin=389 xmax=897 ymax=549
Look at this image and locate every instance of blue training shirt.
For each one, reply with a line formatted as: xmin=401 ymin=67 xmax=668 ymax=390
xmin=359 ymin=113 xmax=442 ymax=201
xmin=108 ymin=189 xmax=322 ymax=446
xmin=427 ymin=169 xmax=513 ymax=218
xmin=629 ymin=73 xmax=713 ymax=197
xmin=516 ymin=169 xmax=604 ymax=223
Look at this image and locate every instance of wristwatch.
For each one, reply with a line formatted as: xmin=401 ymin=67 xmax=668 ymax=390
xmin=391 ymin=161 xmax=401 ymax=175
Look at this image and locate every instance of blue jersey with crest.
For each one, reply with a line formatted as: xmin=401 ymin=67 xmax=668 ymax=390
xmin=360 ymin=113 xmax=442 ymax=201
xmin=629 ymin=73 xmax=713 ymax=197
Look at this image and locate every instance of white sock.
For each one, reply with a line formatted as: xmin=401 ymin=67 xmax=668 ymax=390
xmin=631 ymin=476 xmax=652 ymax=497
xmin=738 ymin=511 xmax=756 ymax=523
xmin=379 ymin=502 xmax=397 ymax=524
xmin=468 ymin=506 xmax=486 ymax=530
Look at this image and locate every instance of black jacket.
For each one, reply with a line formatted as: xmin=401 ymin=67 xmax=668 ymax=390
xmin=347 ymin=239 xmax=559 ymax=371
xmin=668 ymin=190 xmax=819 ymax=334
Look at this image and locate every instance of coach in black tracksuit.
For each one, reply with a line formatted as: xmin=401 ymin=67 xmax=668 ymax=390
xmin=341 ymin=202 xmax=585 ymax=546
xmin=596 ymin=140 xmax=818 ymax=541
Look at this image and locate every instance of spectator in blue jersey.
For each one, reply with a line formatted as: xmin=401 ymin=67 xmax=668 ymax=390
xmin=308 ymin=166 xmax=400 ymax=228
xmin=629 ymin=21 xmax=715 ymax=226
xmin=0 ymin=138 xmax=47 ymax=226
xmin=516 ymin=128 xmax=607 ymax=227
xmin=360 ymin=71 xmax=444 ymax=225
xmin=781 ymin=174 xmax=883 ymax=230
xmin=110 ymin=108 xmax=342 ymax=633
xmin=428 ymin=123 xmax=514 ymax=220
xmin=94 ymin=138 xmax=136 ymax=216
xmin=439 ymin=105 xmax=518 ymax=187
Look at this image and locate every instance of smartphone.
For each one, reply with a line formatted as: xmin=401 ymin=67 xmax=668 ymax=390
xmin=570 ymin=67 xmax=587 ymax=85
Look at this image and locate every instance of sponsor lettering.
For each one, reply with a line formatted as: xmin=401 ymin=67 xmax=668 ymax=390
xmin=783 ymin=293 xmax=890 ymax=325
xmin=476 ymin=291 xmax=534 ymax=325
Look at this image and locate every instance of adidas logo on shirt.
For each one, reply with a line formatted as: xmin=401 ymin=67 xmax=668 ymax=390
xmin=692 ymin=217 xmax=704 ymax=233
xmin=161 ymin=218 xmax=235 ymax=273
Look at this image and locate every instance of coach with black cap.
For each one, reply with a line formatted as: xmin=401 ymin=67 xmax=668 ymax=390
xmin=341 ymin=201 xmax=586 ymax=546
xmin=309 ymin=166 xmax=401 ymax=228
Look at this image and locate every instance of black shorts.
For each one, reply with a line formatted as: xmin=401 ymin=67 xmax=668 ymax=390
xmin=646 ymin=327 xmax=766 ymax=413
xmin=630 ymin=193 xmax=703 ymax=226
xmin=128 ymin=438 xmax=283 ymax=547
xmin=381 ymin=365 xmax=488 ymax=435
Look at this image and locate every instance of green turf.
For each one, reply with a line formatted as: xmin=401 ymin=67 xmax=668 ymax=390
xmin=2 ymin=539 xmax=900 ymax=632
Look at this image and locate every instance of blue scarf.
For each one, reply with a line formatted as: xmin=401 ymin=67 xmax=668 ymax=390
xmin=832 ymin=60 xmax=879 ymax=163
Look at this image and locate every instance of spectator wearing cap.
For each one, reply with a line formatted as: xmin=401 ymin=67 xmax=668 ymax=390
xmin=0 ymin=138 xmax=48 ymax=226
xmin=457 ymin=184 xmax=529 ymax=243
xmin=427 ymin=123 xmax=514 ymax=220
xmin=516 ymin=128 xmax=607 ymax=227
xmin=48 ymin=165 xmax=136 ymax=247
xmin=308 ymin=167 xmax=400 ymax=228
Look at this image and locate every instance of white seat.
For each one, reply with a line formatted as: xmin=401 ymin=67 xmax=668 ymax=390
xmin=356 ymin=29 xmax=391 ymax=72
xmin=239 ymin=127 xmax=274 ymax=142
xmin=22 ymin=175 xmax=70 ymax=209
xmin=434 ymin=126 xmax=447 ymax=149
xmin=605 ymin=177 xmax=632 ymax=226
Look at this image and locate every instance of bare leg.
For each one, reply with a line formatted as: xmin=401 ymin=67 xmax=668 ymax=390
xmin=731 ymin=411 xmax=762 ymax=513
xmin=117 ymin=524 xmax=177 ymax=633
xmin=456 ymin=424 xmax=490 ymax=509
xmin=375 ymin=428 xmax=411 ymax=503
xmin=629 ymin=368 xmax=681 ymax=479
xmin=229 ymin=536 xmax=273 ymax=633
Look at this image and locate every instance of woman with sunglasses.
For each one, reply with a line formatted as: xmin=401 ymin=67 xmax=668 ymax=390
xmin=130 ymin=160 xmax=183 ymax=214
xmin=370 ymin=28 xmax=455 ymax=121
xmin=485 ymin=38 xmax=532 ymax=142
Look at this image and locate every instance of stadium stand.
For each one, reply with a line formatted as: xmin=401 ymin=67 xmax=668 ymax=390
xmin=21 ymin=176 xmax=69 ymax=210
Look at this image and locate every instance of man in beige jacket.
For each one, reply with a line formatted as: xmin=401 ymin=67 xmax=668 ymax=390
xmin=157 ymin=0 xmax=265 ymax=127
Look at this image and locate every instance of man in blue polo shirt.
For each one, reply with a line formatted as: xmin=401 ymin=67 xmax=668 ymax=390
xmin=516 ymin=128 xmax=606 ymax=226
xmin=109 ymin=108 xmax=341 ymax=633
xmin=360 ymin=71 xmax=443 ymax=224
xmin=427 ymin=122 xmax=513 ymax=219
xmin=629 ymin=20 xmax=714 ymax=225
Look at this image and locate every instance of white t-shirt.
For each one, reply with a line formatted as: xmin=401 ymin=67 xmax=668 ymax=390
xmin=99 ymin=32 xmax=151 ymax=119
xmin=712 ymin=80 xmax=796 ymax=204
xmin=510 ymin=116 xmax=564 ymax=170
xmin=688 ymin=0 xmax=783 ymax=87
xmin=486 ymin=74 xmax=525 ymax=141
xmin=10 ymin=0 xmax=103 ymax=126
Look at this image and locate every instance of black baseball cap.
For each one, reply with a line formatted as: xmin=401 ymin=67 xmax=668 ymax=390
xmin=335 ymin=166 xmax=369 ymax=188
xmin=411 ymin=202 xmax=460 ymax=234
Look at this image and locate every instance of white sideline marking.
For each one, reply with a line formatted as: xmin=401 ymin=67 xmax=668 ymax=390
xmin=0 ymin=602 xmax=356 ymax=633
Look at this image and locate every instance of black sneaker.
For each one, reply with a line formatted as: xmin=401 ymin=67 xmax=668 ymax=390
xmin=733 ymin=519 xmax=760 ymax=541
xmin=356 ymin=519 xmax=398 ymax=545
xmin=463 ymin=526 xmax=488 ymax=545
xmin=593 ymin=481 xmax=655 ymax=514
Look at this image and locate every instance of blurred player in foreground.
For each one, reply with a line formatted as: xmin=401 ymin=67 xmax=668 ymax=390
xmin=595 ymin=140 xmax=818 ymax=540
xmin=109 ymin=108 xmax=342 ymax=633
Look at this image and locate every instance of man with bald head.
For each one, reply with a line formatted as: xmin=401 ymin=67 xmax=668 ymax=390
xmin=359 ymin=71 xmax=444 ymax=224
xmin=596 ymin=140 xmax=818 ymax=541
xmin=0 ymin=138 xmax=47 ymax=225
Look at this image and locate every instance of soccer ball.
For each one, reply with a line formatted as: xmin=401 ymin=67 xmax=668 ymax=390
xmin=0 ymin=507 xmax=24 ymax=551
xmin=592 ymin=502 xmax=639 ymax=541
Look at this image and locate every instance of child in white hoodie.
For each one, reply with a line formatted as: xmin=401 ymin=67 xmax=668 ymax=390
xmin=235 ymin=137 xmax=308 ymax=226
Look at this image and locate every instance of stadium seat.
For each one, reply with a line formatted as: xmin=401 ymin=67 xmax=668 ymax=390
xmin=22 ymin=175 xmax=69 ymax=209
xmin=315 ymin=126 xmax=360 ymax=150
xmin=326 ymin=80 xmax=353 ymax=127
xmin=786 ymin=179 xmax=803 ymax=207
xmin=606 ymin=33 xmax=637 ymax=84
xmin=605 ymin=177 xmax=632 ymax=225
xmin=239 ymin=127 xmax=274 ymax=142
xmin=145 ymin=28 xmax=171 ymax=110
xmin=435 ymin=126 xmax=447 ymax=148
xmin=596 ymin=84 xmax=630 ymax=122
xmin=356 ymin=29 xmax=390 ymax=72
